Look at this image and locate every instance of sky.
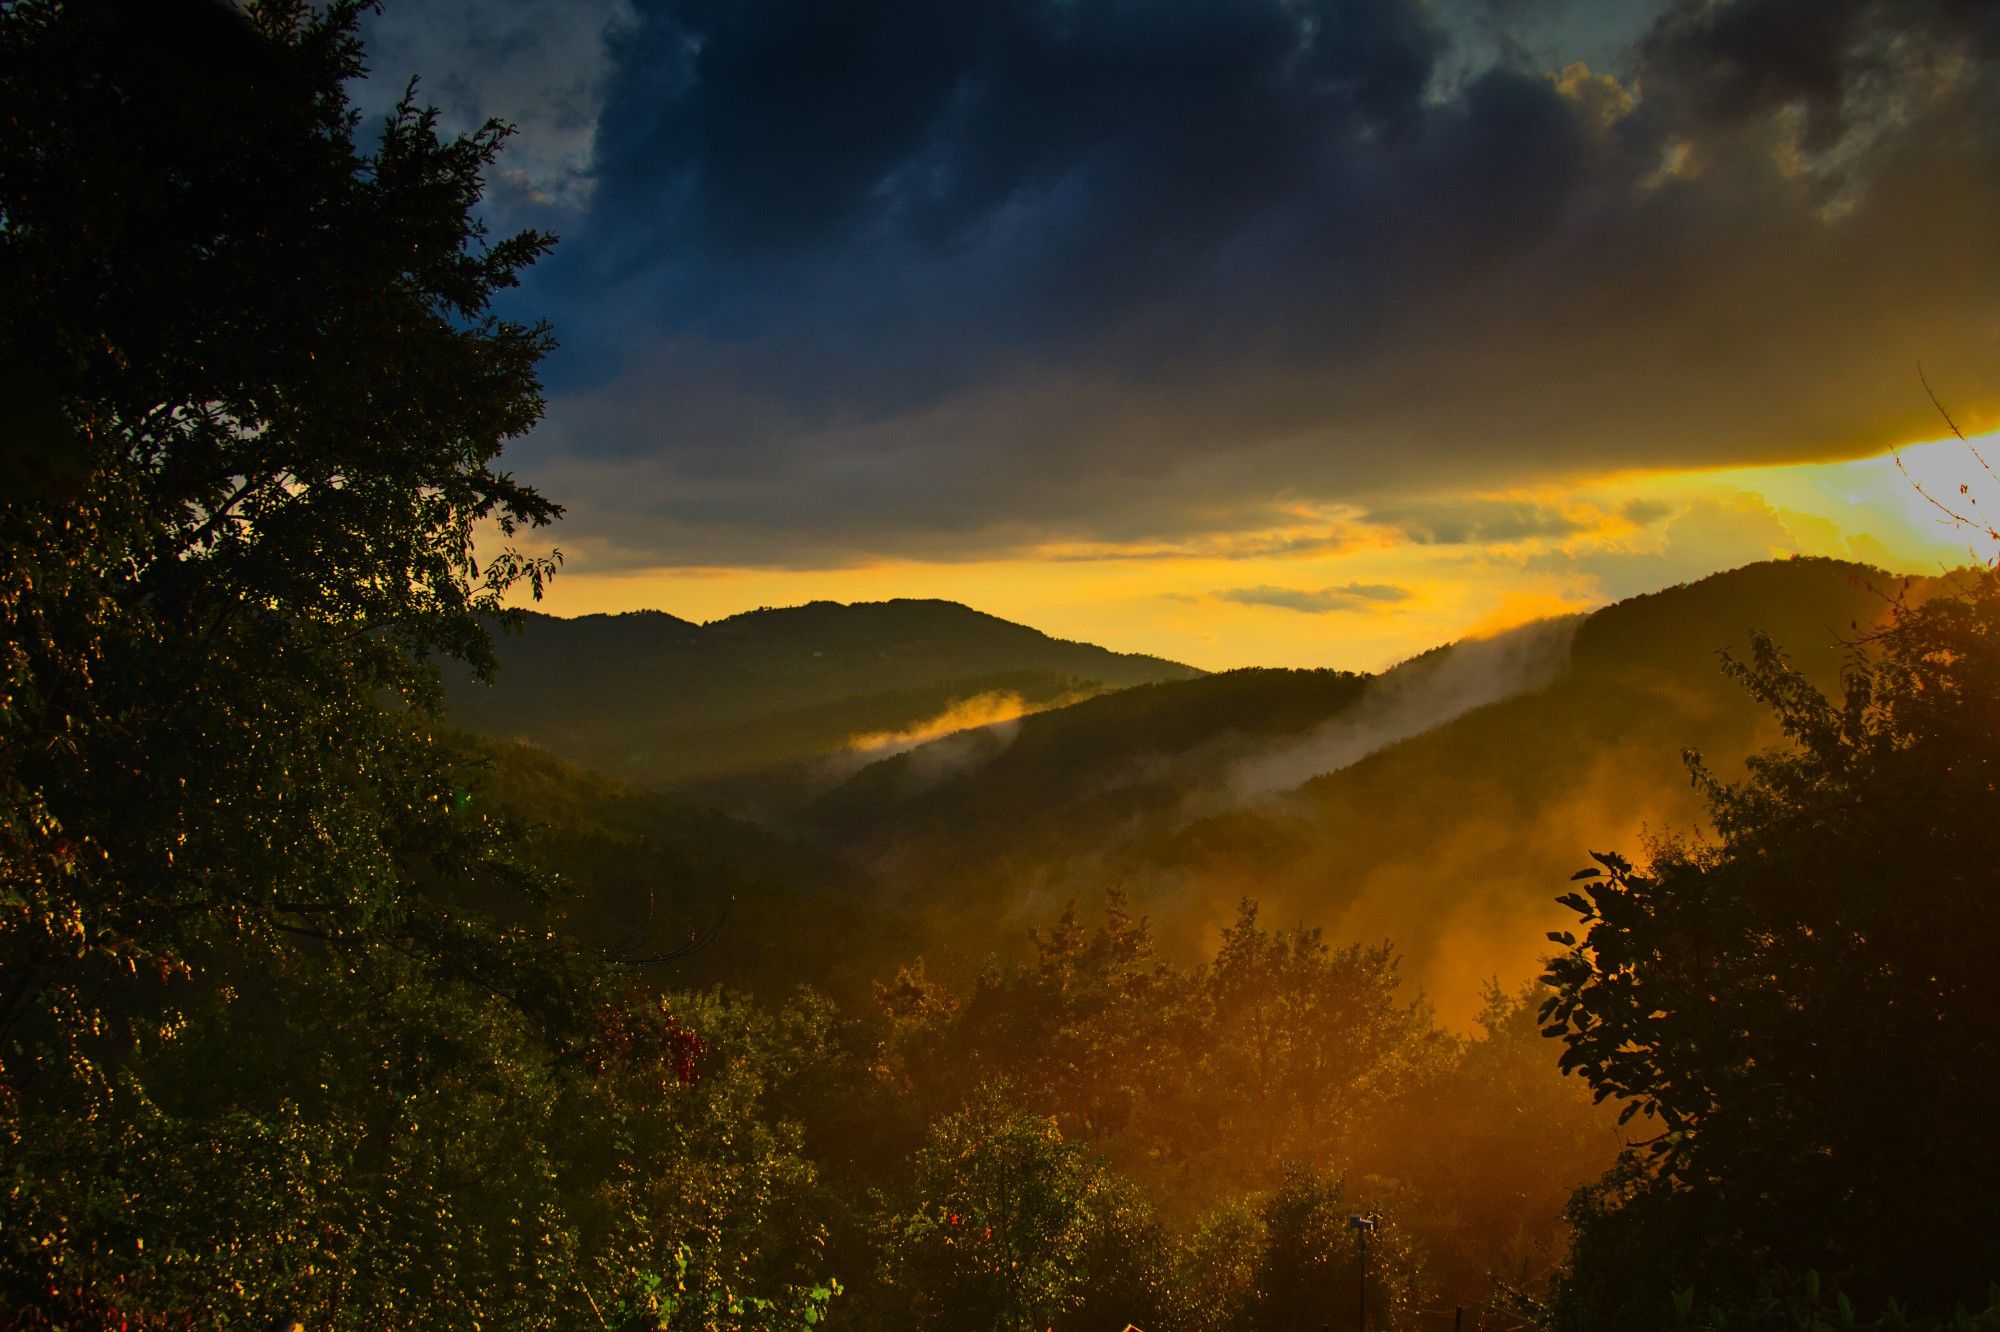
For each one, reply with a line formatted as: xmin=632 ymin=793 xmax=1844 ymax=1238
xmin=354 ymin=0 xmax=2000 ymax=671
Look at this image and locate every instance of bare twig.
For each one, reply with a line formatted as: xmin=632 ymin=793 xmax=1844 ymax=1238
xmin=1902 ymin=367 xmax=2000 ymax=551
xmin=612 ymin=899 xmax=734 ymax=967
xmin=1920 ymin=365 xmax=1999 ymax=487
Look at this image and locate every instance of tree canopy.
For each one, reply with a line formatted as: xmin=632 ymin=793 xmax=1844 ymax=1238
xmin=0 ymin=4 xmax=837 ymax=1325
xmin=1541 ymin=571 xmax=2000 ymax=1328
xmin=0 ymin=0 xmax=558 ymax=1026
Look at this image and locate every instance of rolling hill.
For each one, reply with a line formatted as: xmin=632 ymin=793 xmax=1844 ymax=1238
xmin=450 ymin=734 xmax=906 ymax=1002
xmin=802 ymin=558 xmax=1914 ymax=1021
xmin=442 ymin=558 xmax=1926 ymax=1024
xmin=442 ymin=598 xmax=1199 ymax=797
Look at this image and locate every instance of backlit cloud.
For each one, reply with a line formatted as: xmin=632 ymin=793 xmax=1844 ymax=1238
xmin=359 ymin=0 xmax=2000 ymax=644
xmin=1216 ymin=583 xmax=1416 ymax=614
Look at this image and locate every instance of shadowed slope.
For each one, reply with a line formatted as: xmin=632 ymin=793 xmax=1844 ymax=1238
xmin=443 ymin=598 xmax=1198 ymax=793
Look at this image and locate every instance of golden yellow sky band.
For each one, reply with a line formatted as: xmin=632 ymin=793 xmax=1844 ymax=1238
xmin=507 ymin=434 xmax=1999 ymax=673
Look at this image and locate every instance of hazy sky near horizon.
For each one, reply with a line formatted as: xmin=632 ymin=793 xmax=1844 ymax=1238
xmin=355 ymin=0 xmax=2000 ymax=670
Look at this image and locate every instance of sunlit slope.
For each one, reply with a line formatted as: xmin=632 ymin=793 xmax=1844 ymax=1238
xmin=444 ymin=598 xmax=1199 ymax=790
xmin=822 ymin=558 xmax=1908 ymax=1020
xmin=452 ymin=736 xmax=907 ymax=1002
xmin=1168 ymin=557 xmax=1907 ymax=1019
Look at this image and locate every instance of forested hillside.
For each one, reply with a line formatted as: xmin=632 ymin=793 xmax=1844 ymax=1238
xmin=454 ymin=558 xmax=1907 ymax=1021
xmin=811 ymin=557 xmax=1901 ymax=1019
xmin=454 ymin=736 xmax=905 ymax=1001
xmin=442 ymin=600 xmax=1197 ymax=797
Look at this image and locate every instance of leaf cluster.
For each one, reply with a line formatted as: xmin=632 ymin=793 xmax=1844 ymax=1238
xmin=1540 ymin=573 xmax=2000 ymax=1327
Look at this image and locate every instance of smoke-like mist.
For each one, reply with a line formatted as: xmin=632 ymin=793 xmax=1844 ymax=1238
xmin=847 ymin=691 xmax=1047 ymax=760
xmin=1227 ymin=615 xmax=1583 ymax=799
xmin=830 ymin=688 xmax=1099 ymax=794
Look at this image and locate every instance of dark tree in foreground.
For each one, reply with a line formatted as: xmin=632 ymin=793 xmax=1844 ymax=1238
xmin=1540 ymin=572 xmax=2000 ymax=1329
xmin=0 ymin=4 xmax=836 ymax=1326
xmin=1 ymin=0 xmax=555 ymax=1028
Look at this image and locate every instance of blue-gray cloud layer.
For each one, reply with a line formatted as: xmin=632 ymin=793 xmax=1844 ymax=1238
xmin=365 ymin=0 xmax=2000 ymax=567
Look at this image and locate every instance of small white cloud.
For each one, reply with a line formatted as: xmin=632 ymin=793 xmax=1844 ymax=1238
xmin=1215 ymin=582 xmax=1414 ymax=614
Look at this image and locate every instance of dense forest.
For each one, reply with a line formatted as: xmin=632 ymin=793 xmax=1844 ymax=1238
xmin=4 ymin=4 xmax=1999 ymax=1330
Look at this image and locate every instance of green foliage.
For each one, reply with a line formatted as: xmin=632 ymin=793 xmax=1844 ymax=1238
xmin=871 ymin=1087 xmax=1168 ymax=1332
xmin=1 ymin=931 xmax=841 ymax=1325
xmin=0 ymin=0 xmax=556 ymax=1065
xmin=1542 ymin=573 xmax=2000 ymax=1328
xmin=452 ymin=735 xmax=909 ymax=1001
xmin=0 ymin=4 xmax=847 ymax=1325
xmin=610 ymin=1249 xmax=840 ymax=1332
xmin=1188 ymin=1165 xmax=1426 ymax=1332
xmin=879 ymin=893 xmax=1447 ymax=1210
xmin=868 ymin=894 xmax=1613 ymax=1322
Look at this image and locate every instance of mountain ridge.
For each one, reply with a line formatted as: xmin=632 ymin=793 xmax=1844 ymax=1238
xmin=799 ymin=558 xmax=1913 ymax=1020
xmin=445 ymin=596 xmax=1200 ymax=793
xmin=446 ymin=558 xmax=1926 ymax=1023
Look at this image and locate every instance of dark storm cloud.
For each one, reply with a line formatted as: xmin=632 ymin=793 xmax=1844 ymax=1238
xmin=590 ymin=0 xmax=1438 ymax=254
xmin=473 ymin=0 xmax=2000 ymax=566
xmin=549 ymin=0 xmax=1450 ymax=365
xmin=1640 ymin=0 xmax=2000 ymax=140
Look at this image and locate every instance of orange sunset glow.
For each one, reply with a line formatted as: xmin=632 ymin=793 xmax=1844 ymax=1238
xmin=526 ymin=433 xmax=2000 ymax=670
xmin=10 ymin=2 xmax=2000 ymax=1329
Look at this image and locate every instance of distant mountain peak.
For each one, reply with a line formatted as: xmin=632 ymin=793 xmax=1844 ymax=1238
xmin=447 ymin=595 xmax=1198 ymax=794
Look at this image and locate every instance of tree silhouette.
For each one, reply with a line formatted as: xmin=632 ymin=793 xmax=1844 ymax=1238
xmin=1541 ymin=572 xmax=2000 ymax=1327
xmin=0 ymin=4 xmax=820 ymax=1324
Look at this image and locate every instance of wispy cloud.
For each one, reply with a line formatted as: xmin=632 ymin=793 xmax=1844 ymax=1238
xmin=1228 ymin=614 xmax=1583 ymax=796
xmin=1215 ymin=582 xmax=1414 ymax=614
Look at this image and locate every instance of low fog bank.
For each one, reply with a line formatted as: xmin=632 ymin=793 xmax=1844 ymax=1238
xmin=845 ymin=690 xmax=1042 ymax=762
xmin=1228 ymin=615 xmax=1583 ymax=799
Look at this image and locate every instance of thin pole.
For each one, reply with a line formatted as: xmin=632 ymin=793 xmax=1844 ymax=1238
xmin=1357 ymin=1224 xmax=1367 ymax=1332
